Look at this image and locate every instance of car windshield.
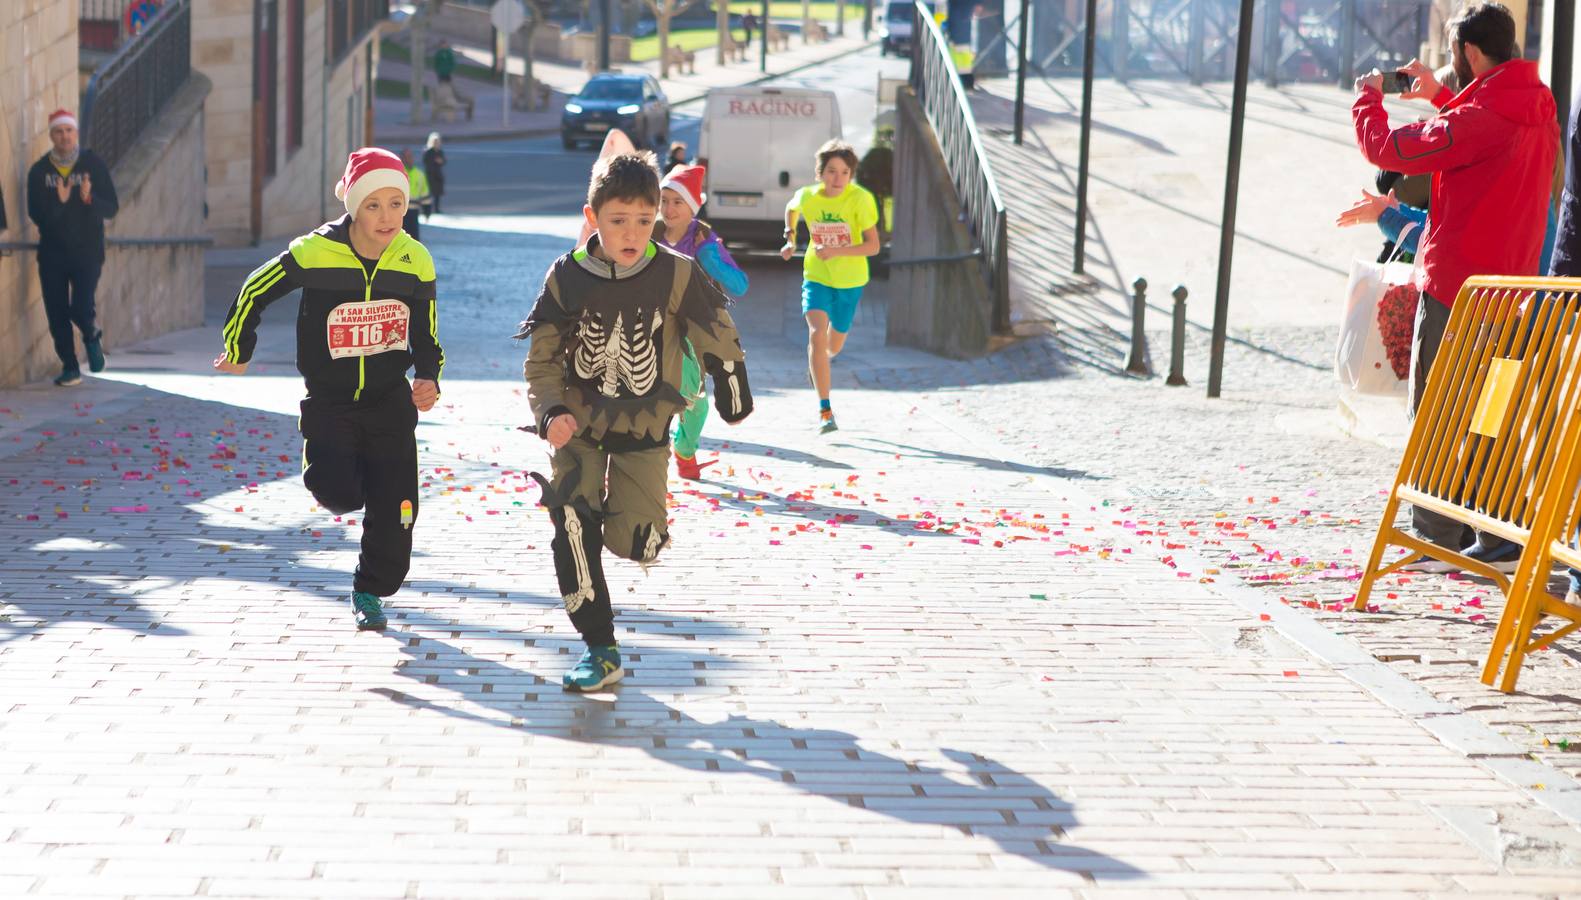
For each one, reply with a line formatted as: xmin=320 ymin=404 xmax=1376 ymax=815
xmin=579 ymin=80 xmax=642 ymax=100
xmin=886 ymin=3 xmax=911 ymax=20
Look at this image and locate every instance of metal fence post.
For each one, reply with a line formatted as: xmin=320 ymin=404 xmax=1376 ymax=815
xmin=1167 ymin=285 xmax=1188 ymax=386
xmin=1337 ymin=0 xmax=1355 ymax=89
xmin=1262 ymin=0 xmax=1280 ymax=87
xmin=1125 ymin=277 xmax=1150 ymax=376
xmin=1112 ymin=0 xmax=1128 ymax=83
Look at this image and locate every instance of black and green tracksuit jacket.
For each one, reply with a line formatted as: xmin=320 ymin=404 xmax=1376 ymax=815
xmin=221 ymin=216 xmax=444 ymax=401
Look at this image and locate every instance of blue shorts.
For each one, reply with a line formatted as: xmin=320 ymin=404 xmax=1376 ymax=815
xmin=801 ymin=281 xmax=864 ymax=334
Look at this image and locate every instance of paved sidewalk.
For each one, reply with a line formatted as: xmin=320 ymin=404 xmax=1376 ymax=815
xmin=375 ymin=31 xmax=875 ymax=144
xmin=3 ymin=219 xmax=1581 ymax=895
xmin=958 ymin=71 xmax=1581 ymax=784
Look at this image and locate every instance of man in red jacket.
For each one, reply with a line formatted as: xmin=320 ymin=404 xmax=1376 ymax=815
xmin=1352 ymin=2 xmax=1557 ymax=562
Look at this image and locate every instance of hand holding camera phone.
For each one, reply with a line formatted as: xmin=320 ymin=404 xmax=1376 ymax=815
xmin=1382 ymin=70 xmax=1413 ymax=93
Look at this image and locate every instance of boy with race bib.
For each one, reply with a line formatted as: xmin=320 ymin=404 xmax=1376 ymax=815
xmin=213 ymin=148 xmax=445 ymax=632
xmin=780 ymin=139 xmax=880 ymax=434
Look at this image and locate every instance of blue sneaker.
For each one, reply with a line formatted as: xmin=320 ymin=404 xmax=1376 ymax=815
xmin=563 ymin=644 xmax=623 ymax=692
xmin=351 ymin=591 xmax=387 ymax=631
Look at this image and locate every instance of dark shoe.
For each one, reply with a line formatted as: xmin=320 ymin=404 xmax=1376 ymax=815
xmin=54 ymin=369 xmax=83 ymax=387
xmin=1461 ymin=537 xmax=1520 ymax=574
xmin=85 ymin=332 xmax=106 ymax=373
xmin=352 ymin=591 xmax=388 ymax=631
xmin=563 ymin=644 xmax=623 ymax=692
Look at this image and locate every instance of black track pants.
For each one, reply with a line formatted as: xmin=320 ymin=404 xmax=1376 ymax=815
xmin=300 ymin=384 xmax=420 ymax=597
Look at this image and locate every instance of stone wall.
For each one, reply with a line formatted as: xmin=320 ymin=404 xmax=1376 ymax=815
xmin=93 ymin=74 xmax=212 ymax=363
xmin=194 ymin=0 xmax=378 ymax=246
xmin=0 ymin=0 xmax=81 ymax=388
xmin=888 ymin=88 xmax=994 ymax=359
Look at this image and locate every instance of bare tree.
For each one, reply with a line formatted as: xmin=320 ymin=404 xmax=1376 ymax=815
xmin=643 ymin=0 xmax=702 ymax=77
xmin=518 ymin=0 xmax=551 ymax=110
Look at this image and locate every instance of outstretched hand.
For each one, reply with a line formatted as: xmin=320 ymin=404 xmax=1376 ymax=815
xmin=1335 ymin=189 xmax=1398 ymax=228
xmin=212 ymin=355 xmax=248 ymax=375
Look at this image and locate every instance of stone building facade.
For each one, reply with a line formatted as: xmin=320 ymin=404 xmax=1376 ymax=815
xmin=193 ymin=0 xmax=386 ymax=247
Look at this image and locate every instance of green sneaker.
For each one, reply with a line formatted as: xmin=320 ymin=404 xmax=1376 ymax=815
xmin=818 ymin=409 xmax=838 ymax=434
xmin=351 ymin=591 xmax=387 ymax=631
xmin=563 ymin=644 xmax=623 ymax=692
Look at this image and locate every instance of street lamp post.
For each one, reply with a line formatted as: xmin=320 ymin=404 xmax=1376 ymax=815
xmin=1207 ymin=0 xmax=1257 ymax=398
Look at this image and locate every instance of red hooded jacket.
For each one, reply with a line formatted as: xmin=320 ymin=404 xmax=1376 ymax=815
xmin=1353 ymin=60 xmax=1558 ymax=307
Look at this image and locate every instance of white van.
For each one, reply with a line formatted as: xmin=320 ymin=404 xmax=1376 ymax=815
xmin=698 ymin=86 xmax=842 ymax=247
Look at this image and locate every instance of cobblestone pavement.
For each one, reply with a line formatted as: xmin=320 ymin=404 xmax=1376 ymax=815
xmin=957 ymin=72 xmax=1581 ymax=787
xmin=3 ymin=220 xmax=1581 ymax=897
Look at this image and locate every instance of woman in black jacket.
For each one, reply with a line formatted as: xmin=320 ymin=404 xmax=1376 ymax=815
xmin=422 ymin=132 xmax=446 ymax=214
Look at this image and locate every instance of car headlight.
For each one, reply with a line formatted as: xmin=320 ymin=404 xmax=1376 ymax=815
xmin=564 ymin=102 xmax=583 ymax=114
xmin=617 ymin=104 xmax=641 ymax=115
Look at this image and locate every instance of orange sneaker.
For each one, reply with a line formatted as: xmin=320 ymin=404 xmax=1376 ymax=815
xmin=674 ymin=452 xmax=716 ymax=480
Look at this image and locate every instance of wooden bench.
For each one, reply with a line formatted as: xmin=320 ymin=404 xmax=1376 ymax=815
xmin=720 ymin=32 xmax=748 ymax=62
xmin=431 ymin=79 xmax=474 ymax=123
xmin=665 ymin=44 xmax=697 ymax=74
xmin=805 ymin=20 xmax=829 ymax=42
xmin=766 ymin=24 xmax=790 ymax=51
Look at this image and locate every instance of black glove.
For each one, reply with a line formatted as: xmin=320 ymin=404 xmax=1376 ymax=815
xmin=705 ymin=356 xmax=753 ymax=423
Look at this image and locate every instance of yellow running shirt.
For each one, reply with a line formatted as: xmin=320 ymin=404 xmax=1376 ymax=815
xmin=786 ymin=182 xmax=879 ymax=290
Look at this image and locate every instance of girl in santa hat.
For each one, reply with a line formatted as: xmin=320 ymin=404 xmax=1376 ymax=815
xmin=655 ymin=163 xmax=749 ymax=479
xmin=212 ymin=148 xmax=446 ymax=632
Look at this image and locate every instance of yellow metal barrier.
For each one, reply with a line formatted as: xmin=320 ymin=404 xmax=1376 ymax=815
xmin=1353 ymin=277 xmax=1581 ymax=692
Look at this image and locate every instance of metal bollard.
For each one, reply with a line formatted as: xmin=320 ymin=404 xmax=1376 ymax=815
xmin=1125 ymin=277 xmax=1150 ymax=376
xmin=1167 ymin=285 xmax=1189 ymax=386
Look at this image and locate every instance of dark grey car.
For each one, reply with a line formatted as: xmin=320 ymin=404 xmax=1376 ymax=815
xmin=561 ymin=73 xmax=671 ymax=150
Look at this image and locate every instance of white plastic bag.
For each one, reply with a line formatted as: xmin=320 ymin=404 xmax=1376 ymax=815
xmin=1336 ymin=224 xmax=1416 ymax=396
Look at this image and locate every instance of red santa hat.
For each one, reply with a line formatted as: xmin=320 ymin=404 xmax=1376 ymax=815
xmin=48 ymin=109 xmax=77 ymax=131
xmin=333 ymin=147 xmax=409 ymax=219
xmin=660 ymin=164 xmax=707 ymax=215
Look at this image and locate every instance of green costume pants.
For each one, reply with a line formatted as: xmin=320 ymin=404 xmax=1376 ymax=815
xmin=672 ymin=341 xmax=709 ymax=459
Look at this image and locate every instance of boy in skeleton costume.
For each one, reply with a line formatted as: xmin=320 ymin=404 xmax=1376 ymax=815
xmin=521 ymin=152 xmax=753 ymax=692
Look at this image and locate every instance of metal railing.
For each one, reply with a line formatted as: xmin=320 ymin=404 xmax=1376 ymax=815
xmin=908 ymin=1 xmax=1010 ymax=333
xmin=80 ymin=0 xmax=192 ymax=171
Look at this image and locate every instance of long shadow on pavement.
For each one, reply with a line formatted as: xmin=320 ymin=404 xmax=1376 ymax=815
xmin=370 ymin=632 xmax=1143 ymax=878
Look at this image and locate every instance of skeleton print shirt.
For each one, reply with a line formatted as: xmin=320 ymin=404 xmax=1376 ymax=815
xmin=520 ymin=236 xmax=750 ymax=447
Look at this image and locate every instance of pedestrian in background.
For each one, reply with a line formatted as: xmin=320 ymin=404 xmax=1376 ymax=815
xmin=422 ymin=132 xmax=447 ymax=215
xmin=434 ymin=39 xmax=457 ymax=83
xmin=664 ymin=141 xmax=688 ymax=177
xmin=400 ymin=148 xmax=432 ymax=240
xmin=26 ymin=108 xmax=118 ymax=387
xmin=1350 ymin=2 xmax=1556 ymax=566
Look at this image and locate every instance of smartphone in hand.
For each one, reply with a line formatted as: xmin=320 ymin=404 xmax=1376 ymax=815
xmin=1382 ymin=70 xmax=1413 ymax=93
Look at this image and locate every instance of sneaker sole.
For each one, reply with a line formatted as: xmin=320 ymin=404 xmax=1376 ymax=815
xmin=819 ymin=422 xmax=838 ymax=434
xmin=55 ymin=377 xmax=83 ymax=387
xmin=563 ymin=665 xmax=624 ymax=692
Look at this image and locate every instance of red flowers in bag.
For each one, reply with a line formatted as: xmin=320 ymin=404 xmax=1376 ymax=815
xmin=1376 ymin=282 xmax=1417 ymax=381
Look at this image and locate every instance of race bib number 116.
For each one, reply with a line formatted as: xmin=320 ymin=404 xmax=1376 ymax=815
xmin=327 ymin=300 xmax=411 ymax=359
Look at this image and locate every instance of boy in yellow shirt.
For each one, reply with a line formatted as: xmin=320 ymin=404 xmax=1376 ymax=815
xmin=780 ymin=140 xmax=880 ymax=433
